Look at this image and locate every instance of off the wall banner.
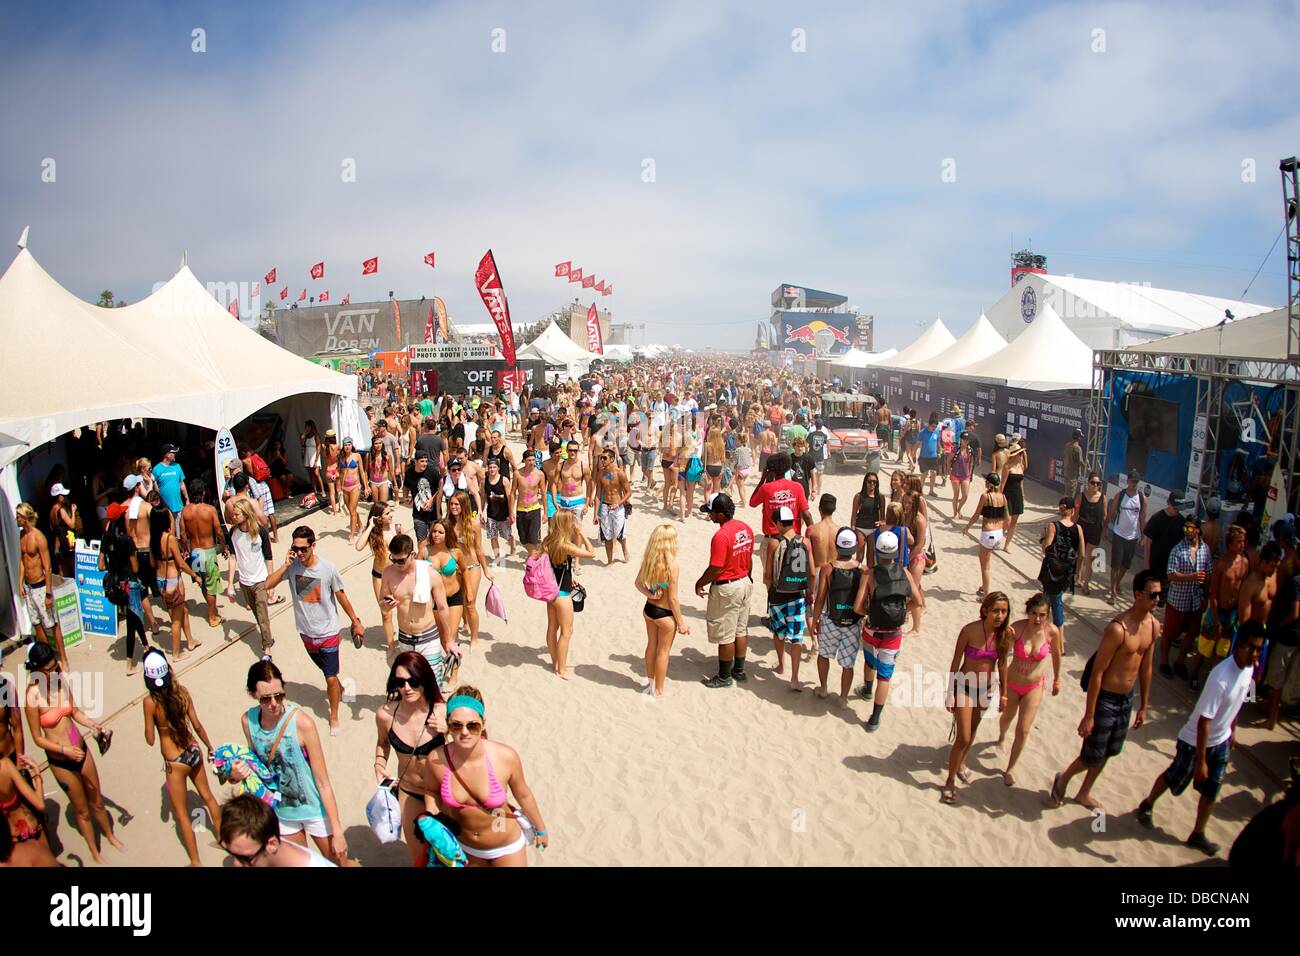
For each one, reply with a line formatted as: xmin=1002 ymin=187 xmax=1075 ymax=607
xmin=474 ymin=249 xmax=517 ymax=366
xmin=585 ymin=302 xmax=604 ymax=355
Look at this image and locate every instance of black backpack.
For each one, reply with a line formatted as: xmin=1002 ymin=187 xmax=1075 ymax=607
xmin=827 ymin=565 xmax=863 ymax=626
xmin=868 ymin=563 xmax=910 ymax=630
xmin=771 ymin=536 xmax=810 ymax=596
xmin=1038 ymin=521 xmax=1078 ymax=595
xmin=102 ymin=569 xmax=129 ymax=608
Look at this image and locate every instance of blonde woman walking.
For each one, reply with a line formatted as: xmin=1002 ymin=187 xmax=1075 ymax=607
xmin=635 ymin=524 xmax=690 ymax=697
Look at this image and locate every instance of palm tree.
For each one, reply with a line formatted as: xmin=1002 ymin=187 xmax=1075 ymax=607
xmin=96 ymin=290 xmax=115 ymax=308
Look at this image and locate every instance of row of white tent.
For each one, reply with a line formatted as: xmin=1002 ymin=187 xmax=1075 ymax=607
xmin=516 ymin=321 xmax=677 ymax=376
xmin=830 ymin=301 xmax=1094 ymax=392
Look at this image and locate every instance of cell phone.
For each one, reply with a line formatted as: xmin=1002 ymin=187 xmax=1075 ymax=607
xmin=381 ymin=777 xmax=396 ymax=790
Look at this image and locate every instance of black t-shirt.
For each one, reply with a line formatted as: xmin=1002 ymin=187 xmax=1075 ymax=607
xmin=405 ymin=464 xmax=440 ymax=523
xmin=790 ymin=452 xmax=818 ymax=496
xmin=1143 ymin=510 xmax=1185 ymax=578
xmin=103 ymin=528 xmax=136 ymax=576
xmin=415 ymin=432 xmax=445 ymax=463
xmin=1269 ymin=573 xmax=1300 ymax=647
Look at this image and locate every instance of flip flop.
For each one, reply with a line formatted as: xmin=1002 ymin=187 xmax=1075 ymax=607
xmin=940 ymin=788 xmax=957 ymax=805
xmin=1048 ymin=772 xmax=1066 ymax=808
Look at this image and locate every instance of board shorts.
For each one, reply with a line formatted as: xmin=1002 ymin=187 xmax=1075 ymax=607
xmin=640 ymin=449 xmax=657 ymax=473
xmin=1196 ymin=608 xmax=1236 ymax=659
xmin=515 ymin=507 xmax=542 ymax=546
xmin=767 ymin=596 xmax=807 ymax=643
xmin=486 ymin=517 xmax=513 ymax=542
xmin=1080 ymin=689 xmax=1133 ymax=768
xmin=818 ymin=614 xmax=862 ymax=669
xmin=919 ymin=456 xmax=939 ymax=473
xmin=300 ymin=631 xmax=342 ymax=678
xmin=190 ymin=547 xmax=223 ymax=595
xmin=706 ymin=578 xmax=752 ymax=645
xmin=598 ymin=502 xmax=626 ymax=543
xmin=22 ymin=583 xmax=57 ymax=630
xmin=1110 ymin=531 xmax=1139 ymax=571
xmin=862 ymin=627 xmax=902 ymax=680
xmin=557 ymin=493 xmax=586 ymax=514
xmin=1264 ymin=641 xmax=1300 ymax=705
xmin=1163 ymin=739 xmax=1230 ymax=801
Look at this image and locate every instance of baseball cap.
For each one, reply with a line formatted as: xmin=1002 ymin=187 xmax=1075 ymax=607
xmin=835 ymin=528 xmax=857 ymax=554
xmin=105 ymin=501 xmax=127 ymax=522
xmin=161 ymin=443 xmax=179 ymax=455
xmin=1127 ymin=470 xmax=1141 ymax=483
xmin=875 ymin=530 xmax=899 ymax=556
xmin=142 ymin=648 xmax=171 ymax=690
xmin=123 ymin=474 xmax=142 ymax=491
xmin=701 ymin=492 xmax=735 ymax=516
xmin=448 ymin=457 xmax=464 ymax=469
xmin=775 ymin=505 xmax=795 ymax=525
xmin=49 ymin=483 xmax=70 ymax=497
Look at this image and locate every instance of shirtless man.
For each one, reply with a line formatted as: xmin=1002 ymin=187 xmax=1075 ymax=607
xmin=512 ymin=452 xmax=546 ymax=556
xmin=123 ymin=474 xmax=164 ymax=634
xmin=527 ymin=408 xmax=549 ymax=468
xmin=1187 ymin=525 xmax=1250 ymax=687
xmin=181 ymin=479 xmax=227 ymax=628
xmin=554 ymin=439 xmax=591 ymax=520
xmin=15 ymin=503 xmax=67 ymax=669
xmin=379 ymin=534 xmax=455 ymax=683
xmin=1238 ymin=541 xmax=1281 ymax=629
xmin=593 ymin=448 xmax=632 ymax=565
xmin=806 ymin=494 xmax=839 ymax=577
xmin=1050 ymin=568 xmax=1160 ymax=811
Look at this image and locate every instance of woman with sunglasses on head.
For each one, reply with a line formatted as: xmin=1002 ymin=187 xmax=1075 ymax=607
xmin=234 ymin=658 xmax=347 ymax=864
xmin=449 ymin=490 xmax=494 ymax=652
xmin=941 ymin=591 xmax=1013 ymax=804
xmin=373 ymin=652 xmax=448 ymax=867
xmin=1076 ymin=471 xmax=1106 ymax=593
xmin=23 ymin=642 xmax=122 ymax=863
xmin=356 ymin=501 xmax=397 ymax=657
xmin=995 ymin=593 xmax=1062 ymax=788
xmin=338 ymin=437 xmax=367 ymax=543
xmin=852 ymin=472 xmax=886 ymax=564
xmin=140 ymin=648 xmax=222 ymax=866
xmin=541 ymin=510 xmax=595 ymax=680
xmin=423 ymin=686 xmax=549 ymax=867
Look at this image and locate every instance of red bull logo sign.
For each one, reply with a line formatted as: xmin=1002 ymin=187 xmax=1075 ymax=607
xmin=780 ymin=316 xmax=853 ymax=354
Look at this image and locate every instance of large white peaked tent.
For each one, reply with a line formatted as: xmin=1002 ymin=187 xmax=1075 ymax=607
xmin=829 ymin=347 xmax=898 ymax=370
xmin=903 ymin=314 xmax=1007 ymax=373
xmin=948 ymin=302 xmax=1093 ymax=390
xmin=517 ymin=321 xmax=598 ymax=379
xmin=881 ymin=317 xmax=955 ymax=369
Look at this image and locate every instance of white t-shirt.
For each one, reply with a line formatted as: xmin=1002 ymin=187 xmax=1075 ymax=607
xmin=651 ymin=401 xmax=667 ymax=428
xmin=463 ymin=421 xmax=479 ymax=448
xmin=232 ymin=528 xmax=268 ymax=586
xmin=1177 ymin=656 xmax=1253 ymax=748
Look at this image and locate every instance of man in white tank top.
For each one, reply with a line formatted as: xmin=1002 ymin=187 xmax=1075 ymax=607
xmin=1106 ymin=472 xmax=1147 ymax=606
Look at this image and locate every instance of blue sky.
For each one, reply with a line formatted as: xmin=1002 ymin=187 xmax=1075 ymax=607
xmin=1 ymin=0 xmax=1296 ymax=350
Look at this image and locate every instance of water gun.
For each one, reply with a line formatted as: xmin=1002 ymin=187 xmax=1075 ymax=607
xmin=212 ymin=743 xmax=281 ymax=808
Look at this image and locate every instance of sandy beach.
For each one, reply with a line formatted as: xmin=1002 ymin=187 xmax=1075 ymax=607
xmin=6 ymin=440 xmax=1295 ymax=867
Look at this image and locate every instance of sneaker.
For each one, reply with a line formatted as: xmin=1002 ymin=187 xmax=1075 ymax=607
xmin=1135 ymin=802 xmax=1154 ymax=829
xmin=1185 ymin=832 xmax=1219 ymax=856
xmin=857 ymin=683 xmax=874 ymax=700
xmin=865 ymin=713 xmax=882 ymax=732
xmin=702 ymin=674 xmax=734 ymax=689
xmin=731 ymin=669 xmax=749 ymax=683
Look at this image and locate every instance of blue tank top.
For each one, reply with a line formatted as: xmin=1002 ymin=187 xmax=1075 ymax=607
xmin=247 ymin=706 xmax=325 ymax=823
xmin=891 ymin=524 xmax=910 ymax=566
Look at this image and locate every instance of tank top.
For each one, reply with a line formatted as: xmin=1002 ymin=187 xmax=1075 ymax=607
xmin=485 ymin=476 xmax=510 ymax=522
xmin=856 ymin=493 xmax=883 ymax=529
xmin=1113 ymin=490 xmax=1142 ymax=540
xmin=890 ymin=524 xmax=910 ymax=566
xmin=487 ymin=447 xmax=513 ymax=479
xmin=735 ymin=445 xmax=753 ymax=470
xmin=246 ymin=706 xmax=325 ymax=823
xmin=1078 ymin=494 xmax=1104 ymax=532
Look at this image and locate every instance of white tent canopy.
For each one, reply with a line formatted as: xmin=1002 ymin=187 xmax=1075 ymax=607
xmin=1128 ymin=307 xmax=1287 ymax=360
xmin=903 ymin=314 xmax=1007 ymax=373
xmin=880 ymin=317 xmax=955 ymax=369
xmin=517 ymin=321 xmax=599 ymax=379
xmin=948 ymin=302 xmax=1093 ymax=391
xmin=0 ymin=246 xmax=360 ymax=470
xmin=830 ymin=347 xmax=898 ymax=369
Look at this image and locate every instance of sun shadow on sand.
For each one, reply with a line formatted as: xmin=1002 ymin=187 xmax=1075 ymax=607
xmin=483 ymin=640 xmax=550 ymax=672
xmin=344 ymin=823 xmax=412 ymax=868
xmin=283 ymin=679 xmax=386 ymax=725
xmin=573 ymin=663 xmax=643 ymax=692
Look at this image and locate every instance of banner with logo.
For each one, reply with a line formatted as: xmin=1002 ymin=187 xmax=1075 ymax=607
xmin=214 ymin=427 xmax=240 ymax=502
xmin=390 ymin=297 xmax=403 ymax=344
xmin=584 ymin=303 xmax=604 ymax=355
xmin=73 ymin=540 xmax=113 ymax=641
xmin=433 ymin=297 xmax=449 ymax=344
xmin=474 ymin=249 xmax=517 ymax=366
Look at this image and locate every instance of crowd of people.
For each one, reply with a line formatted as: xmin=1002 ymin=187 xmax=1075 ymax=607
xmin=4 ymin=354 xmax=1299 ymax=868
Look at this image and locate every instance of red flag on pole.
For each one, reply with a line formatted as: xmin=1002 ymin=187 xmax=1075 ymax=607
xmin=252 ymin=281 xmax=261 ymax=297
xmin=568 ymin=268 xmax=583 ymax=284
xmin=423 ymin=251 xmax=436 ymax=269
xmin=362 ymin=257 xmax=378 ymax=275
xmin=594 ymin=279 xmax=606 ymax=293
xmin=585 ymin=303 xmax=604 ymax=355
xmin=319 ymin=290 xmax=329 ymax=303
xmin=341 ymin=294 xmax=350 ymax=305
xmin=603 ymin=283 xmax=613 ymax=296
xmin=297 ymin=289 xmax=307 ymax=301
xmin=279 ymin=286 xmax=288 ymax=300
xmin=582 ymin=274 xmax=595 ymax=289
xmin=265 ymin=267 xmax=276 ymax=285
xmin=554 ymin=261 xmax=571 ymax=277
xmin=310 ymin=261 xmax=324 ymax=279
xmin=424 ymin=305 xmax=435 ymax=343
xmin=228 ymin=297 xmax=239 ymax=318
xmin=474 ymin=249 xmax=517 ymax=366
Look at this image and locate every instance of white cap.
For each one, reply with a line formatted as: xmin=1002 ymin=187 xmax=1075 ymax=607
xmin=775 ymin=505 xmax=795 ymax=524
xmin=835 ymin=528 xmax=858 ymax=552
xmin=142 ymin=648 xmax=170 ymax=689
xmin=49 ymin=483 xmax=70 ymax=497
xmin=875 ymin=530 xmax=899 ymax=556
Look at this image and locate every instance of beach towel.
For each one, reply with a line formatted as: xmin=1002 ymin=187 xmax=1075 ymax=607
xmin=212 ymin=743 xmax=281 ymax=808
xmin=413 ymin=558 xmax=432 ymax=605
xmin=415 ymin=812 xmax=467 ymax=868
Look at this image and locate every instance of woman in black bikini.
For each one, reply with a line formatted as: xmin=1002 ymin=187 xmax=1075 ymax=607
xmin=373 ymin=652 xmax=447 ymax=868
xmin=141 ymin=648 xmax=222 ymax=866
xmin=356 ymin=501 xmax=396 ymax=656
xmin=23 ymin=642 xmax=123 ymax=864
xmin=635 ymin=524 xmax=690 ymax=697
xmin=151 ymin=506 xmax=202 ymax=660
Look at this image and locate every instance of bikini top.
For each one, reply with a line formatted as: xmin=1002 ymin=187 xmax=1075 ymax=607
xmin=388 ymin=705 xmax=441 ymax=758
xmin=981 ymin=500 xmax=1007 ymax=519
xmin=437 ymin=555 xmax=458 ymax=577
xmin=964 ymin=638 xmax=999 ymax=661
xmin=441 ymin=750 xmax=508 ymax=810
xmin=40 ymin=702 xmax=73 ymax=728
xmin=1014 ymin=634 xmax=1051 ymax=662
xmin=343 ymin=458 xmax=360 ymax=469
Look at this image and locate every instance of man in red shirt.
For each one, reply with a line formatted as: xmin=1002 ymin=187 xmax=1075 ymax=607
xmin=749 ymin=452 xmax=813 ymax=577
xmin=695 ymin=493 xmax=755 ymax=689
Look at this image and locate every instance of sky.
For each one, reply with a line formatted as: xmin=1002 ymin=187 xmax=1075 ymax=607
xmin=1 ymin=0 xmax=1297 ymax=351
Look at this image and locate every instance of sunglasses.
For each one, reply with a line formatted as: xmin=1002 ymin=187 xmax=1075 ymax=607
xmin=391 ymin=675 xmax=421 ymax=689
xmin=1144 ymin=590 xmax=1163 ymax=601
xmin=288 ymin=544 xmax=311 ymax=554
xmin=258 ymin=692 xmax=287 ymax=705
xmin=389 ymin=554 xmax=409 ymax=565
xmin=222 ymin=843 xmax=267 ymax=866
xmin=448 ymin=719 xmax=483 ymax=734
xmin=1089 ymin=480 xmax=1101 ymax=485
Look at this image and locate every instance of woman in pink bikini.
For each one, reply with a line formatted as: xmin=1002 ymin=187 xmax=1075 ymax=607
xmin=941 ymin=591 xmax=1012 ymax=804
xmin=996 ymin=593 xmax=1062 ymax=787
xmin=423 ymin=686 xmax=549 ymax=867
